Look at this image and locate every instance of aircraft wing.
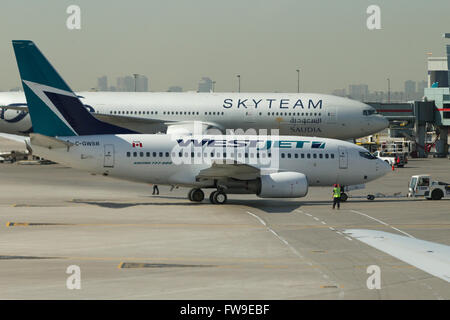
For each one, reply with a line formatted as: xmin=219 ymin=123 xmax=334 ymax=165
xmin=345 ymin=229 xmax=450 ymax=283
xmin=196 ymin=161 xmax=261 ymax=181
xmin=94 ymin=115 xmax=223 ymax=135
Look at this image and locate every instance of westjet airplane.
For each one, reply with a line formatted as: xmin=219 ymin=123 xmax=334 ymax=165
xmin=9 ymin=40 xmax=390 ymax=204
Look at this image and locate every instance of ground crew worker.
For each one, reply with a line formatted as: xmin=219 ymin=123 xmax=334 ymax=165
xmin=152 ymin=184 xmax=159 ymax=195
xmin=332 ymin=184 xmax=341 ymax=210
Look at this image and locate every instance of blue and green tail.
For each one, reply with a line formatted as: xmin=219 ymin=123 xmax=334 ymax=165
xmin=12 ymin=40 xmax=136 ymax=137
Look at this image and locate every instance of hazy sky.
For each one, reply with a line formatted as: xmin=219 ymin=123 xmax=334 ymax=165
xmin=0 ymin=0 xmax=449 ymax=93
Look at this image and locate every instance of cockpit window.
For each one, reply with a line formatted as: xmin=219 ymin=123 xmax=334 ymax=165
xmin=363 ymin=109 xmax=377 ymax=116
xmin=359 ymin=151 xmax=377 ymax=160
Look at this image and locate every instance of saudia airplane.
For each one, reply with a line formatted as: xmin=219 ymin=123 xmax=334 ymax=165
xmin=8 ymin=40 xmax=390 ymax=204
xmin=0 ymin=51 xmax=387 ymax=139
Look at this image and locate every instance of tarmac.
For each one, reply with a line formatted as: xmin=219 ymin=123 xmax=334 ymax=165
xmin=0 ymin=139 xmax=449 ymax=299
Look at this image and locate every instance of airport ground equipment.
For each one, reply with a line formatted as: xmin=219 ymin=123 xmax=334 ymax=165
xmin=408 ymin=174 xmax=450 ymax=200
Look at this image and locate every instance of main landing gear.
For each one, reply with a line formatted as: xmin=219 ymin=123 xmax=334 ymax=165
xmin=209 ymin=190 xmax=227 ymax=205
xmin=188 ymin=188 xmax=227 ymax=204
xmin=188 ymin=188 xmax=204 ymax=202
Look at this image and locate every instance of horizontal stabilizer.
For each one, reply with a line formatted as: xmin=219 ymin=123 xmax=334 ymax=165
xmin=30 ymin=133 xmax=74 ymax=149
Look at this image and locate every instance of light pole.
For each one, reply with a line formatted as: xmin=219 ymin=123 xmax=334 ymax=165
xmin=296 ymin=69 xmax=300 ymax=93
xmin=237 ymin=75 xmax=241 ymax=93
xmin=387 ymin=78 xmax=391 ymax=103
xmin=133 ymin=73 xmax=139 ymax=92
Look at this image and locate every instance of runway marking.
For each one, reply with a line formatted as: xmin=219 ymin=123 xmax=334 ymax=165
xmin=350 ymin=210 xmax=415 ymax=238
xmin=246 ymin=211 xmax=267 ymax=227
xmin=5 ymin=221 xmax=262 ymax=229
xmin=118 ymin=262 xmax=213 ymax=269
xmin=247 ymin=211 xmax=304 ymax=259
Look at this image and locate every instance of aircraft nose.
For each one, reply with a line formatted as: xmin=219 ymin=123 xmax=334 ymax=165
xmin=378 ymin=158 xmax=392 ymax=176
xmin=376 ymin=115 xmax=389 ymax=132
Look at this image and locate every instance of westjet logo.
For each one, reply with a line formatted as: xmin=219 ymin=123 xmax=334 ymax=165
xmin=176 ymin=139 xmax=325 ymax=149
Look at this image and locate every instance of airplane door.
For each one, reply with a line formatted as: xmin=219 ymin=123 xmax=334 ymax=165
xmin=338 ymin=146 xmax=348 ymax=169
xmin=104 ymin=144 xmax=115 ymax=168
xmin=326 ymin=106 xmax=337 ymax=124
xmin=245 ymin=110 xmax=257 ymax=124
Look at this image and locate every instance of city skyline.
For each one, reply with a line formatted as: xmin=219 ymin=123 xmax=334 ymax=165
xmin=1 ymin=1 xmax=449 ymax=93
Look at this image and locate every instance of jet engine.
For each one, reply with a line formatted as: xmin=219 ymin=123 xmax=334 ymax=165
xmin=257 ymin=172 xmax=308 ymax=198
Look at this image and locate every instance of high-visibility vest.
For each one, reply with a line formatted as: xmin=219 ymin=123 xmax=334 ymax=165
xmin=333 ymin=187 xmax=341 ymax=198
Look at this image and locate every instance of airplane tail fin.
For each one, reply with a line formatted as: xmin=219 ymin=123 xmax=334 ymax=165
xmin=12 ymin=40 xmax=136 ymax=137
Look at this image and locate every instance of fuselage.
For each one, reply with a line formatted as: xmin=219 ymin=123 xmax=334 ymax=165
xmin=32 ymin=134 xmax=391 ymax=189
xmin=0 ymin=91 xmax=388 ymax=139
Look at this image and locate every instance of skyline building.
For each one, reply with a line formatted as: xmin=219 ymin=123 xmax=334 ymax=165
xmin=198 ymin=77 xmax=213 ymax=92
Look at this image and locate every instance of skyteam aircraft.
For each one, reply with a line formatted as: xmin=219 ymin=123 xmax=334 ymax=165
xmin=10 ymin=40 xmax=390 ymax=204
xmin=0 ymin=77 xmax=387 ymax=138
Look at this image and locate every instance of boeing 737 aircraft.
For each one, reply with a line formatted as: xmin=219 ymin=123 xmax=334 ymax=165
xmin=0 ymin=91 xmax=388 ymax=140
xmin=8 ymin=40 xmax=390 ymax=204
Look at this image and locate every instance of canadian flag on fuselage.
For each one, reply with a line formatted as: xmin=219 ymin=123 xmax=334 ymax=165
xmin=132 ymin=141 xmax=143 ymax=148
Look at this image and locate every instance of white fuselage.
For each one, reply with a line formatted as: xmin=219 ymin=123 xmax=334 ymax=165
xmin=32 ymin=134 xmax=391 ymax=190
xmin=0 ymin=92 xmax=388 ymax=139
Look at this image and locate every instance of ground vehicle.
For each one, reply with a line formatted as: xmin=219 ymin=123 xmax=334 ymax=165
xmin=373 ymin=150 xmax=406 ymax=167
xmin=373 ymin=150 xmax=395 ymax=166
xmin=408 ymin=175 xmax=450 ymax=200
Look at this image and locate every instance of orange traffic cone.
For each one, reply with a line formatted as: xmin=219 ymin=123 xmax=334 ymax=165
xmin=391 ymin=164 xmax=395 ymax=171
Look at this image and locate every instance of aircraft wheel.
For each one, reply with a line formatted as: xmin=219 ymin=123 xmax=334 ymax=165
xmin=191 ymin=188 xmax=205 ymax=202
xmin=431 ymin=189 xmax=443 ymax=200
xmin=213 ymin=191 xmax=227 ymax=204
xmin=188 ymin=189 xmax=195 ymax=201
xmin=209 ymin=191 xmax=217 ymax=204
xmin=340 ymin=193 xmax=348 ymax=202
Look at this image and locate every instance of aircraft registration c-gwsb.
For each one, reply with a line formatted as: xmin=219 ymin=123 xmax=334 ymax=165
xmin=8 ymin=40 xmax=391 ymax=204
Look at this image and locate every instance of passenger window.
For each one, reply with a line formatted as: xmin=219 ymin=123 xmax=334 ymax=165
xmin=126 ymin=152 xmax=130 ymax=157
xmin=133 ymin=152 xmax=137 ymax=157
xmin=301 ymin=154 xmax=305 ymax=159
xmin=319 ymin=154 xmax=323 ymax=159
xmin=313 ymin=154 xmax=317 ymax=159
xmin=146 ymin=152 xmax=150 ymax=157
xmin=287 ymin=153 xmax=291 ymax=158
xmin=165 ymin=152 xmax=169 ymax=157
xmin=281 ymin=153 xmax=285 ymax=158
xmin=140 ymin=152 xmax=144 ymax=157
xmin=325 ymin=154 xmax=329 ymax=159
xmin=307 ymin=154 xmax=311 ymax=159
xmin=331 ymin=154 xmax=335 ymax=159
xmin=153 ymin=152 xmax=157 ymax=157
xmin=159 ymin=152 xmax=163 ymax=157
xmin=295 ymin=154 xmax=298 ymax=158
